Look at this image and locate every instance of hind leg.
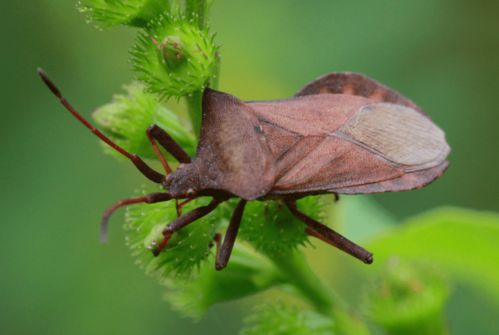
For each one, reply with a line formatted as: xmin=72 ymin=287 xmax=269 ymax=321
xmin=285 ymin=199 xmax=373 ymax=264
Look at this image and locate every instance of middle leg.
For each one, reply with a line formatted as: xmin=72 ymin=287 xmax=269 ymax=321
xmin=153 ymin=198 xmax=223 ymax=256
xmin=101 ymin=192 xmax=173 ymax=242
xmin=215 ymin=199 xmax=247 ymax=270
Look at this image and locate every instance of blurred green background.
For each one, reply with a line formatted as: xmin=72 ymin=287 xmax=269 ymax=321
xmin=1 ymin=0 xmax=498 ymax=334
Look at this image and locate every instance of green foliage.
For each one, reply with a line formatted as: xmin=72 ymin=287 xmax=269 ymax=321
xmin=241 ymin=303 xmax=336 ymax=335
xmin=79 ymin=0 xmax=172 ymax=28
xmin=366 ymin=207 xmax=499 ymax=305
xmin=131 ymin=14 xmax=219 ymax=98
xmin=92 ymin=82 xmax=195 ymax=159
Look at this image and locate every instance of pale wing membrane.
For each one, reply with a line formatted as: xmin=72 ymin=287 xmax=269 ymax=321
xmin=337 ymin=103 xmax=450 ymax=171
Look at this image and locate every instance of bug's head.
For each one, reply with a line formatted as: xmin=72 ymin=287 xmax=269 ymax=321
xmin=163 ymin=163 xmax=201 ymax=198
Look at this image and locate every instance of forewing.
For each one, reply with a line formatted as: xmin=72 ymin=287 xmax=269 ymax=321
xmin=249 ymin=94 xmax=377 ymax=182
xmin=272 ymin=136 xmax=404 ymax=194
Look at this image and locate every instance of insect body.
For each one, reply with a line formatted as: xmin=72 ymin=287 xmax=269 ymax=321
xmin=39 ymin=70 xmax=450 ymax=270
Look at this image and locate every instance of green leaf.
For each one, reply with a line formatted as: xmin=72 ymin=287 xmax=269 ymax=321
xmin=241 ymin=303 xmax=336 ymax=335
xmin=366 ymin=207 xmax=499 ymax=305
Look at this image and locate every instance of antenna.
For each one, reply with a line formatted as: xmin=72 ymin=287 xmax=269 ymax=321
xmin=38 ymin=68 xmax=165 ymax=183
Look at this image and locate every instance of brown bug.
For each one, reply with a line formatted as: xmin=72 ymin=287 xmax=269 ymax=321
xmin=38 ymin=69 xmax=450 ymax=270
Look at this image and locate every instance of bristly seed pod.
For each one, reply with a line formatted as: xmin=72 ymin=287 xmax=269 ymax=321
xmin=132 ymin=13 xmax=219 ymax=98
xmin=364 ymin=258 xmax=450 ymax=334
xmin=78 ymin=0 xmax=172 ymax=28
xmin=92 ymin=82 xmax=195 ymax=159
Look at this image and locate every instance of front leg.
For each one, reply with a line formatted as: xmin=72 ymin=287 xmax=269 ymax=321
xmin=101 ymin=192 xmax=173 ymax=242
xmin=153 ymin=198 xmax=223 ymax=256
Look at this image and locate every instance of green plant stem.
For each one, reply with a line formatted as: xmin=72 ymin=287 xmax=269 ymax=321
xmin=212 ymin=56 xmax=220 ymax=89
xmin=271 ymin=251 xmax=335 ymax=313
xmin=186 ymin=0 xmax=208 ymax=29
xmin=185 ymin=90 xmax=203 ymax=139
xmin=184 ymin=0 xmax=209 ymax=139
xmin=269 ymin=251 xmax=371 ymax=335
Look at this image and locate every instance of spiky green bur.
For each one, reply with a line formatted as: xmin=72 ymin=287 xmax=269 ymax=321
xmin=165 ymin=244 xmax=283 ymax=319
xmin=364 ymin=258 xmax=450 ymax=335
xmin=241 ymin=303 xmax=336 ymax=335
xmin=92 ymin=82 xmax=195 ymax=159
xmin=124 ymin=191 xmax=225 ymax=278
xmin=239 ymin=196 xmax=333 ymax=257
xmin=78 ymin=0 xmax=172 ymax=28
xmin=132 ymin=14 xmax=218 ymax=98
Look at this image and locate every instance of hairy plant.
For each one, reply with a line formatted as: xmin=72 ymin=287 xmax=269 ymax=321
xmin=76 ymin=1 xmax=499 ymax=334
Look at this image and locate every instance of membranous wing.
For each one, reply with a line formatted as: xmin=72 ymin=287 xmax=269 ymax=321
xmin=249 ymin=73 xmax=450 ymax=195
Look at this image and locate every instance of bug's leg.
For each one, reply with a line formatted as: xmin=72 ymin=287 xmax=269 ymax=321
xmin=175 ymin=198 xmax=196 ymax=216
xmin=38 ymin=69 xmax=165 ymax=184
xmin=147 ymin=125 xmax=192 ymax=164
xmin=145 ymin=126 xmax=191 ymax=219
xmin=215 ymin=199 xmax=247 ymax=271
xmin=333 ymin=193 xmax=340 ymax=202
xmin=212 ymin=233 xmax=222 ymax=259
xmin=146 ymin=127 xmax=172 ymax=175
xmin=145 ymin=126 xmax=184 ymax=215
xmin=101 ymin=192 xmax=172 ymax=242
xmin=153 ymin=198 xmax=223 ymax=256
xmin=285 ymin=200 xmax=373 ymax=264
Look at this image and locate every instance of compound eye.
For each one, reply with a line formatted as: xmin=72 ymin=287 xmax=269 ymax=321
xmin=186 ymin=188 xmax=196 ymax=197
xmin=162 ymin=175 xmax=173 ymax=188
